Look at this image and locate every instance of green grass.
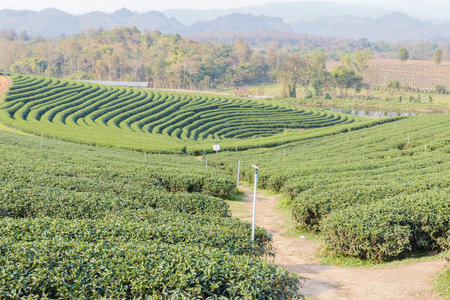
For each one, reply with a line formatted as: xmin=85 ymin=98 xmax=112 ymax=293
xmin=225 ymin=188 xmax=246 ymax=202
xmin=434 ymin=265 xmax=450 ymax=299
xmin=208 ymin=82 xmax=450 ymax=111
xmin=211 ymin=82 xmax=283 ymax=98
xmin=319 ymin=248 xmax=450 ymax=268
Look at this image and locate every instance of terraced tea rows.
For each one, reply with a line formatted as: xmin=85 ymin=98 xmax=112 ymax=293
xmin=207 ymin=113 xmax=450 ymax=260
xmin=0 ymin=74 xmax=371 ymax=154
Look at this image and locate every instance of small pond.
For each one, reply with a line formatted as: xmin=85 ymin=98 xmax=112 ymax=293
xmin=323 ymin=107 xmax=430 ymax=118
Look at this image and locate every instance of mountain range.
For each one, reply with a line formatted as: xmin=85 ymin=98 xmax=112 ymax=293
xmin=2 ymin=2 xmax=450 ymax=42
xmin=163 ymin=1 xmax=390 ymax=26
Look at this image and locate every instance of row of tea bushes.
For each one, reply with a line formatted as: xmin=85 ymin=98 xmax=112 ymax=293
xmin=0 ymin=130 xmax=303 ymax=297
xmin=0 ymin=240 xmax=300 ymax=299
xmin=322 ymin=188 xmax=450 ymax=260
xmin=207 ymin=113 xmax=450 ymax=260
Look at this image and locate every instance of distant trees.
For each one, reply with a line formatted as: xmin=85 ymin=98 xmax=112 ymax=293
xmin=10 ymin=57 xmax=48 ymax=74
xmin=433 ymin=49 xmax=442 ymax=65
xmin=1 ymin=27 xmax=270 ymax=89
xmin=18 ymin=31 xmax=30 ymax=41
xmin=307 ymin=52 xmax=328 ymax=97
xmin=331 ymin=66 xmax=363 ymax=97
xmin=399 ymin=48 xmax=409 ymax=62
xmin=234 ymin=38 xmax=252 ymax=62
xmin=340 ymin=51 xmax=372 ymax=73
xmin=333 ymin=51 xmax=369 ymax=97
xmin=276 ymin=53 xmax=307 ymax=98
xmin=273 ymin=51 xmax=330 ymax=98
xmin=435 ymin=84 xmax=447 ymax=94
xmin=3 ymin=27 xmax=448 ymax=95
xmin=387 ymin=80 xmax=401 ymax=90
xmin=386 ymin=80 xmax=401 ymax=95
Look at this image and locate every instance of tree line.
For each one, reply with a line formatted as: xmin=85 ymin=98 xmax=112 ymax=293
xmin=0 ymin=27 xmax=446 ymax=97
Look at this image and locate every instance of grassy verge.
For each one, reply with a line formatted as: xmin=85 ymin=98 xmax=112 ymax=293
xmin=319 ymin=248 xmax=450 ymax=268
xmin=225 ymin=189 xmax=246 ymax=202
xmin=434 ymin=266 xmax=450 ymax=299
xmin=0 ymin=121 xmax=34 ymax=136
xmin=207 ymin=83 xmax=450 ymax=112
xmin=291 ymin=97 xmax=448 ymax=113
xmin=276 ymin=195 xmax=324 ymax=244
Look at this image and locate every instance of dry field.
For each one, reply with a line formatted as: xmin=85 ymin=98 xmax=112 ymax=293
xmin=328 ymin=59 xmax=450 ymax=92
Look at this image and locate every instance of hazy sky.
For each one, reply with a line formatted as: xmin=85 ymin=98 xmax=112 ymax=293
xmin=0 ymin=0 xmax=448 ymax=17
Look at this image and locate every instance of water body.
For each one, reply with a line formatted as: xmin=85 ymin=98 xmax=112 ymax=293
xmin=324 ymin=107 xmax=423 ymax=118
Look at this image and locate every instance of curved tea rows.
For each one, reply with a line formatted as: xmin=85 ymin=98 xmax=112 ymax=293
xmin=0 ymin=74 xmax=372 ymax=154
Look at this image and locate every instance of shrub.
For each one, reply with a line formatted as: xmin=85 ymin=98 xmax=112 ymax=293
xmin=0 ymin=240 xmax=303 ymax=299
xmin=322 ymin=189 xmax=450 ymax=260
xmin=436 ymin=85 xmax=447 ymax=95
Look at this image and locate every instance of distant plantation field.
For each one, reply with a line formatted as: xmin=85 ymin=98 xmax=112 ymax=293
xmin=328 ymin=59 xmax=450 ymax=92
xmin=0 ymin=74 xmax=376 ymax=154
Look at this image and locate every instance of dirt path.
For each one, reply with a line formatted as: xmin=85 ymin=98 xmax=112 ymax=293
xmin=234 ymin=186 xmax=446 ymax=299
xmin=0 ymin=76 xmax=11 ymax=98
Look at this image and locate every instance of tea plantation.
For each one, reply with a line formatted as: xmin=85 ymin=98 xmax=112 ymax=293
xmin=0 ymin=131 xmax=303 ymax=298
xmin=0 ymin=74 xmax=376 ymax=154
xmin=207 ymin=113 xmax=450 ymax=261
xmin=1 ymin=73 xmax=449 ymax=297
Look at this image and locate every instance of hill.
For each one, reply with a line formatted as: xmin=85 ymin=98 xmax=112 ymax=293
xmin=0 ymin=8 xmax=290 ymax=37
xmin=0 ymin=72 xmax=449 ymax=297
xmin=0 ymin=74 xmax=376 ymax=155
xmin=163 ymin=1 xmax=389 ymax=25
xmin=0 ymin=8 xmax=185 ymax=36
xmin=2 ymin=7 xmax=450 ymax=42
xmin=182 ymin=30 xmax=349 ymax=47
xmin=288 ymin=12 xmax=435 ymax=42
xmin=186 ymin=13 xmax=292 ymax=33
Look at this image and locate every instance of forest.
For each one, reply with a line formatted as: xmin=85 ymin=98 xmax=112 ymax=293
xmin=1 ymin=27 xmax=449 ymax=97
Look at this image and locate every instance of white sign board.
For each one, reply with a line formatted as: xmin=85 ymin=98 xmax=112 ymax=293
xmin=213 ymin=144 xmax=220 ymax=151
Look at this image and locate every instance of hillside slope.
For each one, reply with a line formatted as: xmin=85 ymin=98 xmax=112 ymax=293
xmin=0 ymin=74 xmax=374 ymax=154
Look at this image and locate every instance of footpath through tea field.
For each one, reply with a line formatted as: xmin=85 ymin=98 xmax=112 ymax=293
xmin=233 ymin=186 xmax=445 ymax=299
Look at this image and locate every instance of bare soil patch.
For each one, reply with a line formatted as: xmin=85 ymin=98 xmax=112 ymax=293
xmin=0 ymin=76 xmax=11 ymax=98
xmin=234 ymin=186 xmax=445 ymax=299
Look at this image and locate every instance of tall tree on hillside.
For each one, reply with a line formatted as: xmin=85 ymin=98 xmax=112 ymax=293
xmin=399 ymin=48 xmax=409 ymax=62
xmin=331 ymin=66 xmax=363 ymax=97
xmin=433 ymin=49 xmax=442 ymax=66
xmin=353 ymin=51 xmax=372 ymax=73
xmin=339 ymin=51 xmax=371 ymax=96
xmin=234 ymin=38 xmax=252 ymax=63
xmin=340 ymin=51 xmax=372 ymax=73
xmin=307 ymin=52 xmax=329 ymax=97
xmin=276 ymin=53 xmax=307 ymax=98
